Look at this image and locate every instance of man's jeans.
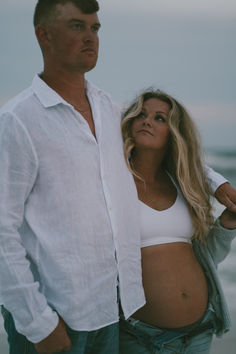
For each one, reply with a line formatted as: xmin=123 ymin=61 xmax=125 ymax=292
xmin=1 ymin=306 xmax=119 ymax=354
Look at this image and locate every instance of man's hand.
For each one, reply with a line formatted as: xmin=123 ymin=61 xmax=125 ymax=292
xmin=214 ymin=182 xmax=236 ymax=213
xmin=220 ymin=209 xmax=236 ymax=230
xmin=34 ymin=317 xmax=72 ymax=353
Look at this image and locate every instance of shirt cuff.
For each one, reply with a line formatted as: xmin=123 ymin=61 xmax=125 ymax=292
xmin=16 ymin=306 xmax=59 ymax=343
xmin=204 ymin=165 xmax=228 ymax=194
xmin=215 ymin=217 xmax=236 ymax=236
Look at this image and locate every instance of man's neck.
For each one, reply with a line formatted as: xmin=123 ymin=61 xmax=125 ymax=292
xmin=40 ymin=69 xmax=88 ymax=106
xmin=40 ymin=68 xmax=96 ymax=137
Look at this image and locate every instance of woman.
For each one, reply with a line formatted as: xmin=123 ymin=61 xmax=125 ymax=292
xmin=120 ymin=90 xmax=236 ymax=353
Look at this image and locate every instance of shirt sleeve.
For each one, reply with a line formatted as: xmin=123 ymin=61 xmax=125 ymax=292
xmin=206 ymin=218 xmax=236 ymax=266
xmin=204 ymin=165 xmax=228 ymax=194
xmin=0 ymin=112 xmax=59 ymax=343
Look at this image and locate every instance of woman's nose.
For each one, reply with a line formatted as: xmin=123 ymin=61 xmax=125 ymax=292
xmin=142 ymin=115 xmax=152 ymax=126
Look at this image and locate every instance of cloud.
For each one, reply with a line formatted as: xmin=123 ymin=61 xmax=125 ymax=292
xmin=100 ymin=0 xmax=236 ymax=19
xmin=3 ymin=0 xmax=236 ymax=19
xmin=187 ymin=102 xmax=236 ymax=151
xmin=187 ymin=102 xmax=236 ymax=149
xmin=188 ymin=103 xmax=236 ymax=125
xmin=2 ymin=0 xmax=37 ymax=11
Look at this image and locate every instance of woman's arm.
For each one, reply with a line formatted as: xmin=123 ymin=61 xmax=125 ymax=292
xmin=219 ymin=208 xmax=236 ymax=230
xmin=205 ymin=209 xmax=236 ymax=266
xmin=215 ymin=183 xmax=236 ymax=213
xmin=204 ymin=165 xmax=236 ymax=213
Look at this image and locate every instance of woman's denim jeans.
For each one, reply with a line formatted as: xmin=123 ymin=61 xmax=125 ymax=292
xmin=120 ymin=304 xmax=217 ymax=353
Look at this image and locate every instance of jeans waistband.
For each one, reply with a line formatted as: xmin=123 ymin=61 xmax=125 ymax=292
xmin=125 ymin=300 xmax=216 ymax=330
xmin=120 ymin=303 xmax=216 ymax=352
xmin=120 ymin=318 xmax=214 ymax=353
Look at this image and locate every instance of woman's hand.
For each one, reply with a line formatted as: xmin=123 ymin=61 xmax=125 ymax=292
xmin=215 ymin=182 xmax=236 ymax=213
xmin=220 ymin=209 xmax=236 ymax=230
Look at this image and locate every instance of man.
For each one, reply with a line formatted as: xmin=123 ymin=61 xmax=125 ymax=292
xmin=0 ymin=1 xmax=235 ymax=353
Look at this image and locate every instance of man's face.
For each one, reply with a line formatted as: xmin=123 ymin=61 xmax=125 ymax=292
xmin=46 ymin=2 xmax=100 ymax=73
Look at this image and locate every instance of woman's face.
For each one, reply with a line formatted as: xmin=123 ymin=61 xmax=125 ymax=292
xmin=131 ymin=98 xmax=170 ymax=152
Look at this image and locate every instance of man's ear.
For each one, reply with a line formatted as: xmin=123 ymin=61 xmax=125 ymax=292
xmin=35 ymin=24 xmax=52 ymax=48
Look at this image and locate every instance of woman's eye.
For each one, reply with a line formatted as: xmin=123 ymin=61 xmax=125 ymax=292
xmin=137 ymin=112 xmax=146 ymax=119
xmin=155 ymin=115 xmax=165 ymax=122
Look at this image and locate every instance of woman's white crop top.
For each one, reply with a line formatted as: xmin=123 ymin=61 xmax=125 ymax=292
xmin=139 ymin=176 xmax=194 ymax=248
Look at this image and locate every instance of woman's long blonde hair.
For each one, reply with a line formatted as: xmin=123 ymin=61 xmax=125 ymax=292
xmin=121 ymin=89 xmax=214 ymax=241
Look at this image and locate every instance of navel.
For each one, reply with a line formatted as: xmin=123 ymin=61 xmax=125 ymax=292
xmin=181 ymin=291 xmax=189 ymax=300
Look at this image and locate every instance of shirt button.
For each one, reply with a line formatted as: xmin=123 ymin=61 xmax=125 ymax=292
xmin=114 ymin=235 xmax=118 ymax=240
xmin=109 ymin=206 xmax=112 ymax=211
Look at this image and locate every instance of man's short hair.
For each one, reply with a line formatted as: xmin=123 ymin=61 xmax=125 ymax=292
xmin=33 ymin=0 xmax=99 ymax=27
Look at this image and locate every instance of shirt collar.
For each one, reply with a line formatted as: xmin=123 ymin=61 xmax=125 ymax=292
xmin=32 ymin=74 xmax=103 ymax=109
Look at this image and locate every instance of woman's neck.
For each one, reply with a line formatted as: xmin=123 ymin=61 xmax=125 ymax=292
xmin=131 ymin=149 xmax=166 ymax=183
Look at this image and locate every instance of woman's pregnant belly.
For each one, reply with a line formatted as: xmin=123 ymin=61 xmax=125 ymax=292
xmin=133 ymin=242 xmax=208 ymax=328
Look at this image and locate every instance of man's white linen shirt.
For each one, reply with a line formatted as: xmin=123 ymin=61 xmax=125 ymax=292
xmin=0 ymin=75 xmax=145 ymax=343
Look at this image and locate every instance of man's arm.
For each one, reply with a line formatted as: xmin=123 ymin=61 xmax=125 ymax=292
xmin=205 ymin=165 xmax=236 ymax=212
xmin=0 ymin=113 xmax=59 ymax=344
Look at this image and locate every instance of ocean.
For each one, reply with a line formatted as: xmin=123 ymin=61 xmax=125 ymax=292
xmin=0 ymin=149 xmax=236 ymax=353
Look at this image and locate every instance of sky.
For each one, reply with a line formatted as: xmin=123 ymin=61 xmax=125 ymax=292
xmin=0 ymin=0 xmax=236 ymax=150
